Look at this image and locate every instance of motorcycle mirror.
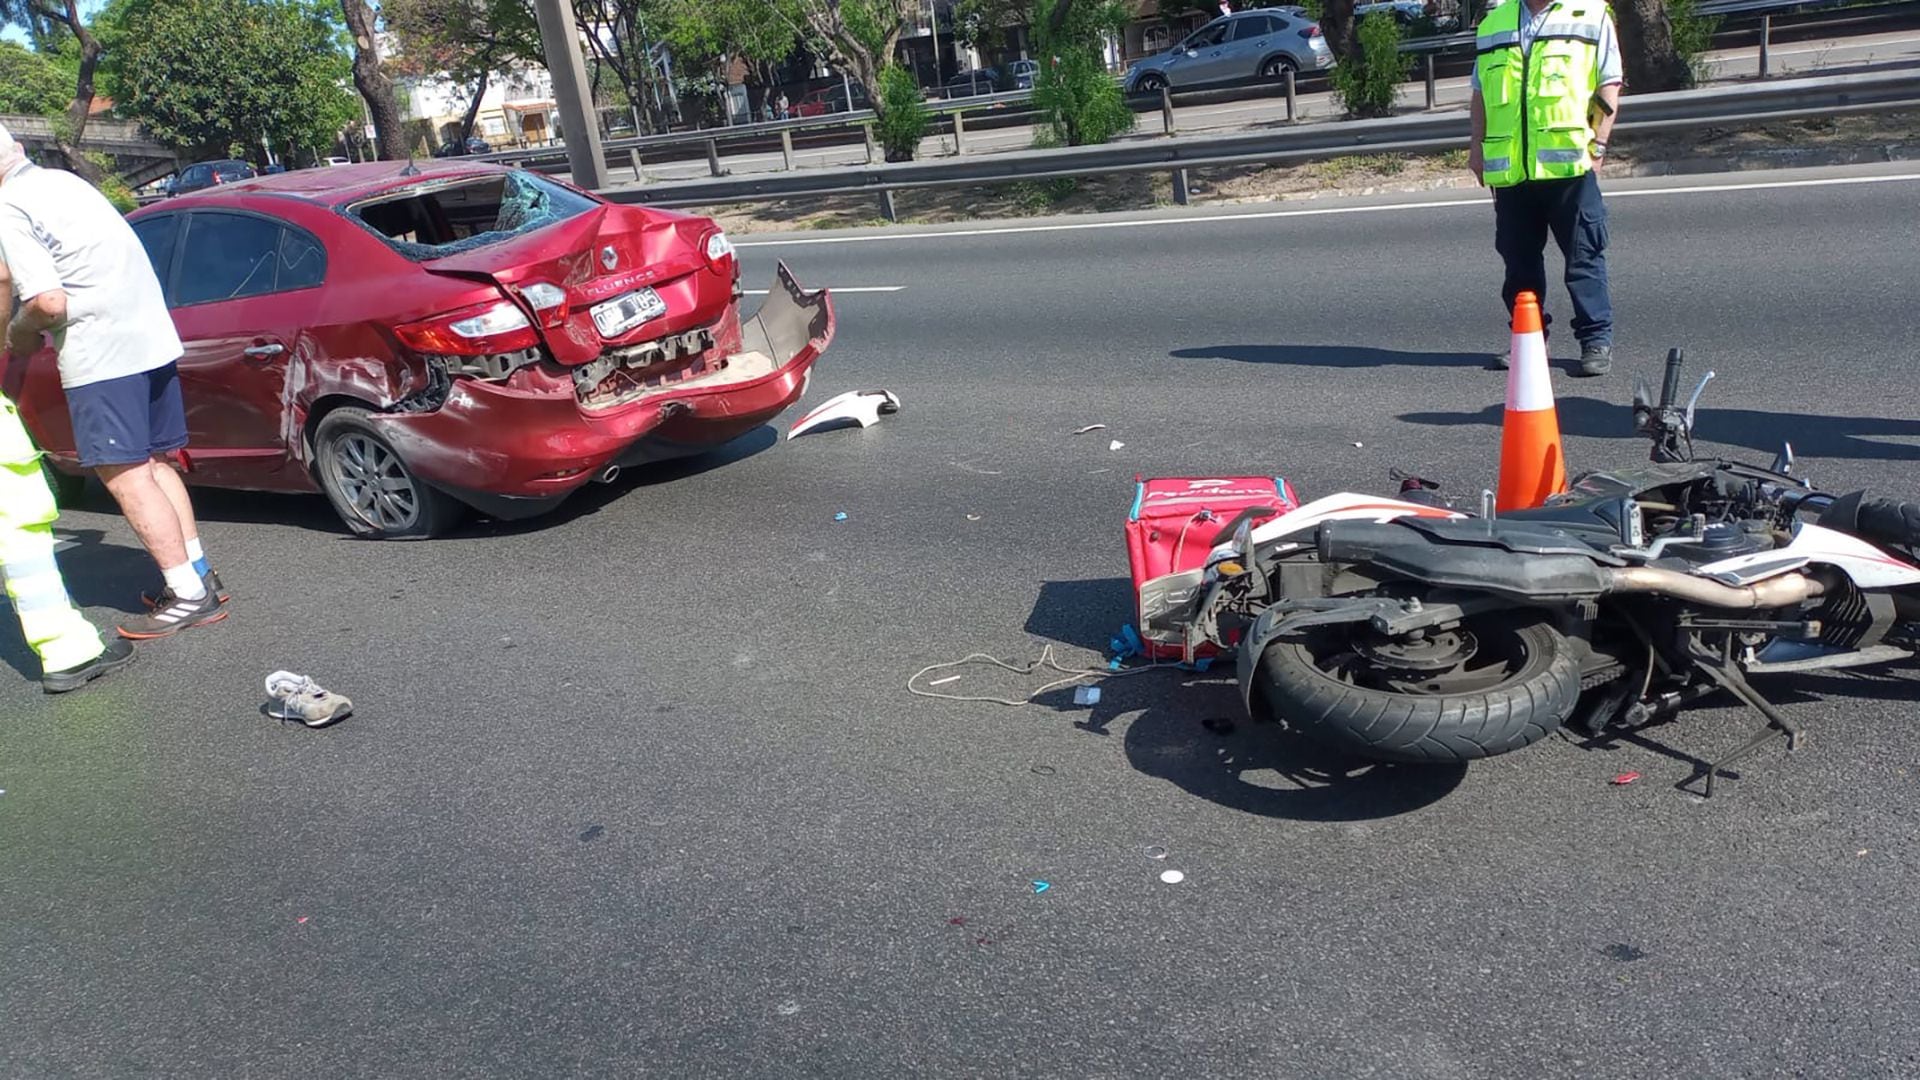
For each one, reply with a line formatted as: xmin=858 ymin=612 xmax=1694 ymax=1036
xmin=1771 ymin=441 xmax=1795 ymax=475
xmin=1233 ymin=518 xmax=1253 ymax=565
xmin=1683 ymin=370 xmax=1716 ymax=433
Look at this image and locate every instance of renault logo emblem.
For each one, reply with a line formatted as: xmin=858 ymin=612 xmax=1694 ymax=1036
xmin=600 ymin=245 xmax=618 ymax=271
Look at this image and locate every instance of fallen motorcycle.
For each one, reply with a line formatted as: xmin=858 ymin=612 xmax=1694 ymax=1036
xmin=1160 ymin=349 xmax=1920 ymax=790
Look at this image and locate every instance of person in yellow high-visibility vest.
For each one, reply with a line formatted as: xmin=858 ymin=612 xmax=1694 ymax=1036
xmin=1468 ymin=0 xmax=1624 ymax=377
xmin=1 ymin=386 xmax=135 ymax=692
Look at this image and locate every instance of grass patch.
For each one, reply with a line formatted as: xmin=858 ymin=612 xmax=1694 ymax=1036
xmin=1316 ymin=153 xmax=1409 ymax=180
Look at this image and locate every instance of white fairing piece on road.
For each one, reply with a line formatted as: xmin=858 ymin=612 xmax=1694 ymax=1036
xmin=1206 ymin=492 xmax=1464 ymax=565
xmin=787 ymin=389 xmax=901 ymax=440
xmin=1701 ymin=521 xmax=1920 ymax=590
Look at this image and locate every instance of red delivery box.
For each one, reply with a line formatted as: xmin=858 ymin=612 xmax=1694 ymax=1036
xmin=1126 ymin=475 xmax=1298 ymax=662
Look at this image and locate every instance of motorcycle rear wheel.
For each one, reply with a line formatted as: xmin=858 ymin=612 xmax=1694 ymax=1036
xmin=1252 ymin=611 xmax=1580 ymax=763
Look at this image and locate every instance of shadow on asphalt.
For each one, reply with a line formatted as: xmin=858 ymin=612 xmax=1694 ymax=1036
xmin=1090 ymin=676 xmax=1466 ymax=821
xmin=129 ymin=425 xmax=783 ymax=540
xmin=462 ymin=425 xmax=782 ymax=539
xmin=1171 ymin=344 xmax=1497 ymax=370
xmin=1400 ymin=396 xmax=1920 ymax=462
xmin=1026 ymin=578 xmax=1138 ymax=653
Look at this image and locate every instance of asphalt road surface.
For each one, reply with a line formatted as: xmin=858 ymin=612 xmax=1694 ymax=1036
xmin=599 ymin=31 xmax=1920 ymax=186
xmin=6 ymin=162 xmax=1920 ymax=1077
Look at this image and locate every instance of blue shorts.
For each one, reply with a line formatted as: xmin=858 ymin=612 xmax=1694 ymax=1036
xmin=66 ymin=362 xmax=188 ymax=468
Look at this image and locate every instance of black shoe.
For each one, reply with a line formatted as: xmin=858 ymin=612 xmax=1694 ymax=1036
xmin=1578 ymin=343 xmax=1613 ymax=377
xmin=118 ymin=587 xmax=229 ymax=640
xmin=43 ymin=636 xmax=137 ymax=694
xmin=142 ymin=569 xmax=226 ymax=608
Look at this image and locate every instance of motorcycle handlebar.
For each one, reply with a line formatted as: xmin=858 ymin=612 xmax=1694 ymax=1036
xmin=1659 ymin=348 xmax=1685 ymax=409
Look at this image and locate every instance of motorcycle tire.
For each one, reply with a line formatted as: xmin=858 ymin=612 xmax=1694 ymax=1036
xmin=1251 ymin=611 xmax=1581 ymax=764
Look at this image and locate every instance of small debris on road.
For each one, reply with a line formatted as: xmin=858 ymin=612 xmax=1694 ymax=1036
xmin=296 ymin=916 xmax=309 ymax=925
xmin=1109 ymin=440 xmax=1125 ymax=452
xmin=949 ymin=917 xmax=967 ymax=926
xmin=1857 ymin=849 xmax=1870 ymax=857
xmin=1073 ymin=686 xmax=1102 ymax=706
xmin=1160 ymin=870 xmax=1185 ymax=885
xmin=1353 ymin=442 xmax=1364 ymax=448
xmin=1074 ymin=424 xmax=1107 ymax=435
xmin=1032 ymin=880 xmax=1051 ymax=894
xmin=1144 ymin=845 xmax=1168 ymax=861
xmin=928 ymin=675 xmax=962 ymax=687
xmin=1611 ymin=772 xmax=1641 ymax=786
xmin=834 ymin=512 xmax=849 ymax=522
xmin=579 ymin=824 xmax=605 ymax=842
xmin=1030 ymin=765 xmax=1056 ymax=776
xmin=966 ymin=514 xmax=982 ymax=521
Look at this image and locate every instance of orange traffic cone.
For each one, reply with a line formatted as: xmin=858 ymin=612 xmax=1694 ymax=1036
xmin=1495 ymin=291 xmax=1566 ymax=511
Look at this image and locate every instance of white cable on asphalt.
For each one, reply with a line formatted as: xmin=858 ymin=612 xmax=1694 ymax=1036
xmin=907 ymin=644 xmax=1173 ymax=707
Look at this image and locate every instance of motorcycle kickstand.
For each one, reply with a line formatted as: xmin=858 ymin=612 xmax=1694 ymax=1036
xmin=1690 ymin=638 xmax=1804 ymax=797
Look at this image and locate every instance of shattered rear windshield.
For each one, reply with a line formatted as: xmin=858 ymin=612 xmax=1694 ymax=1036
xmin=347 ymin=171 xmax=598 ymax=261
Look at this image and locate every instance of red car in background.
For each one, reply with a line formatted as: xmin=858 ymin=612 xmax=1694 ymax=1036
xmin=11 ymin=162 xmax=835 ymax=539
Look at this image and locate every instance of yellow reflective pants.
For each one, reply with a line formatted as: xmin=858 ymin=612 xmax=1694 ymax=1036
xmin=1 ymin=392 xmax=103 ymax=673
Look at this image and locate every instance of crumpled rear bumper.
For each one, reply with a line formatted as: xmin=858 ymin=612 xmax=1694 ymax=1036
xmin=373 ymin=264 xmax=834 ymax=520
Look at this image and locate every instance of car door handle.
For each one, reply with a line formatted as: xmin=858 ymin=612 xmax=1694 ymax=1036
xmin=243 ymin=343 xmax=285 ymax=359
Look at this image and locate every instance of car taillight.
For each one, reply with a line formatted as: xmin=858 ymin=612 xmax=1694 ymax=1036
xmin=1303 ymin=25 xmax=1323 ymax=38
xmin=395 ymin=300 xmax=540 ymax=356
xmin=704 ymin=229 xmax=736 ymax=270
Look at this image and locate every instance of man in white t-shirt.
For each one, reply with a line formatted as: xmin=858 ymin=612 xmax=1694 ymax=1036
xmin=0 ymin=124 xmax=229 ymax=640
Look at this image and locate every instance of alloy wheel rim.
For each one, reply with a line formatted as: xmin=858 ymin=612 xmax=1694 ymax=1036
xmin=331 ymin=433 xmax=420 ymax=531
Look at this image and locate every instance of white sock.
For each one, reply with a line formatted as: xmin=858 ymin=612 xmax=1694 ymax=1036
xmin=163 ymin=562 xmax=207 ymax=601
xmin=185 ymin=537 xmax=204 ymax=563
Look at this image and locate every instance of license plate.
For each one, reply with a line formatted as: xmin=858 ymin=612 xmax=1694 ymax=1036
xmin=591 ymin=288 xmax=666 ymax=337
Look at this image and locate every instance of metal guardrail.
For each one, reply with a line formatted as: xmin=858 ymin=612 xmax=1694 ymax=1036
xmin=475 ymin=0 xmax=1915 ymax=182
xmin=597 ymin=69 xmax=1920 ymax=218
xmin=472 ymin=89 xmax=1032 ymax=172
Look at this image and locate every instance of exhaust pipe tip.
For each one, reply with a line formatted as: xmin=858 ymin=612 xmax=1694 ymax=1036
xmin=594 ymin=465 xmax=621 ymax=485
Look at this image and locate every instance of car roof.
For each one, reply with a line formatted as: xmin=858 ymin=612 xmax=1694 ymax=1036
xmin=169 ymin=159 xmax=531 ymax=207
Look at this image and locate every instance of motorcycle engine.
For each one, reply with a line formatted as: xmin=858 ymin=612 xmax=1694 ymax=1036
xmin=1655 ymin=520 xmax=1776 ymax=563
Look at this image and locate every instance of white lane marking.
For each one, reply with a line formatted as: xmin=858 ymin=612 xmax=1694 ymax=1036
xmin=742 ymin=285 xmax=906 ymax=294
xmin=737 ymin=172 xmax=1920 ymax=247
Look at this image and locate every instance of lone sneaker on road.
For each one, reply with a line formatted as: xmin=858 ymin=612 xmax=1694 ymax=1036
xmin=117 ymin=589 xmax=228 ymax=640
xmin=1578 ymin=343 xmax=1613 ymax=377
xmin=42 ymin=636 xmax=136 ymax=694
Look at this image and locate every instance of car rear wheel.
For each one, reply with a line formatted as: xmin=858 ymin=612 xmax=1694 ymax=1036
xmin=1261 ymin=56 xmax=1298 ymax=80
xmin=314 ymin=407 xmax=463 ymax=540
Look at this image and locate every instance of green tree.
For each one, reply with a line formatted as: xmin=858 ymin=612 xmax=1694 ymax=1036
xmin=1030 ymin=0 xmax=1130 ymax=147
xmin=871 ymin=62 xmax=925 ymax=160
xmin=952 ymin=0 xmax=1027 ymax=57
xmin=0 ymin=40 xmax=70 ymax=117
xmin=1331 ymin=11 xmax=1410 ymax=118
xmin=385 ymin=0 xmax=542 ymax=143
xmin=1617 ymin=0 xmax=1698 ymax=91
xmin=339 ymin=0 xmax=406 ymax=159
xmin=0 ymin=0 xmax=107 ymax=181
xmin=101 ymin=0 xmax=360 ymax=163
xmin=655 ymin=0 xmax=802 ymax=122
xmin=789 ymin=0 xmax=915 ymax=114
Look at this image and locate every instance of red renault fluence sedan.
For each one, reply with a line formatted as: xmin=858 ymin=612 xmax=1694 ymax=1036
xmin=12 ymin=161 xmax=835 ymax=538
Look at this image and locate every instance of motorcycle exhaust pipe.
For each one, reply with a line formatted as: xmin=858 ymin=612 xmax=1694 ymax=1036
xmin=1602 ymin=566 xmax=1828 ymax=609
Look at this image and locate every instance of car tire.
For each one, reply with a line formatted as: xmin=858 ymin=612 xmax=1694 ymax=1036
xmin=1260 ymin=56 xmax=1299 ymax=80
xmin=40 ymin=458 xmax=86 ymax=506
xmin=1135 ymin=73 xmax=1169 ymax=94
xmin=313 ymin=407 xmax=464 ymax=540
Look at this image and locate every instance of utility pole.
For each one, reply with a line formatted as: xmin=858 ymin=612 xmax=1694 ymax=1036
xmin=532 ymin=0 xmax=608 ymax=189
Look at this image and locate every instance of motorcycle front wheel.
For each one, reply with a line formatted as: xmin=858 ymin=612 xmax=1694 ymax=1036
xmin=1252 ymin=610 xmax=1580 ymax=763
